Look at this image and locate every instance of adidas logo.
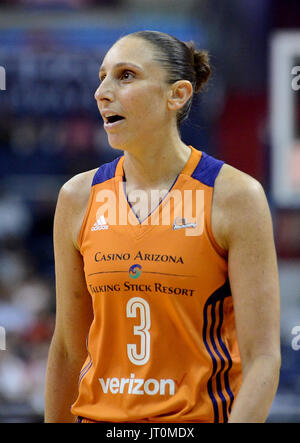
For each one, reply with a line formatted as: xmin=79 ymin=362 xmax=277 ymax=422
xmin=91 ymin=215 xmax=109 ymax=231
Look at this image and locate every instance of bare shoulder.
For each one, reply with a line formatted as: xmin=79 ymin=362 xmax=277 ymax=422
xmin=55 ymin=168 xmax=98 ymax=250
xmin=59 ymin=168 xmax=97 ymax=206
xmin=211 ymin=163 xmax=271 ymax=251
xmin=214 ymin=163 xmax=265 ymax=205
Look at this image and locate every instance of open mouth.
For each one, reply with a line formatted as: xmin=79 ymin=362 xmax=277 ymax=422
xmin=105 ymin=115 xmax=125 ymax=124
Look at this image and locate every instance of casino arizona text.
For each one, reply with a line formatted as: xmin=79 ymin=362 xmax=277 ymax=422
xmin=94 ymin=250 xmax=184 ymax=264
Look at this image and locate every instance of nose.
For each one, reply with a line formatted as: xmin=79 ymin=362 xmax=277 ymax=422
xmin=94 ymin=78 xmax=114 ymax=103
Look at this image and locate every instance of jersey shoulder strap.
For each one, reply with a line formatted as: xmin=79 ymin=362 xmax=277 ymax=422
xmin=92 ymin=155 xmax=123 ymax=187
xmin=191 ymin=151 xmax=224 ymax=187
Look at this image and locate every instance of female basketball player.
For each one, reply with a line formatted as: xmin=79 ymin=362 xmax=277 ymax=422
xmin=45 ymin=31 xmax=280 ymax=423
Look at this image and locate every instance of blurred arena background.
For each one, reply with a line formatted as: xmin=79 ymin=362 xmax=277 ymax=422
xmin=0 ymin=0 xmax=299 ymax=423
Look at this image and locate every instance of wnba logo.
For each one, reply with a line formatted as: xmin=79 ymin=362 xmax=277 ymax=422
xmin=0 ymin=67 xmax=6 ymax=91
xmin=129 ymin=264 xmax=142 ymax=279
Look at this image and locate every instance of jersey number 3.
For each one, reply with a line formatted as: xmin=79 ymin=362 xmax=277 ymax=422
xmin=126 ymin=297 xmax=151 ymax=366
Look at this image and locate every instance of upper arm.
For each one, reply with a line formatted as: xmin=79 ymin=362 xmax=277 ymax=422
xmin=212 ymin=166 xmax=281 ymax=369
xmin=52 ymin=174 xmax=94 ymax=362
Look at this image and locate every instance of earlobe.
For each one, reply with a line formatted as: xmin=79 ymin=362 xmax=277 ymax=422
xmin=167 ymin=80 xmax=193 ymax=111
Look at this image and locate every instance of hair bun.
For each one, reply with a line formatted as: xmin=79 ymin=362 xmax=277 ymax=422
xmin=186 ymin=42 xmax=211 ymax=93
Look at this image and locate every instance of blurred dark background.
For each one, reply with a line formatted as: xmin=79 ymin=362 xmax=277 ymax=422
xmin=0 ymin=0 xmax=299 ymax=422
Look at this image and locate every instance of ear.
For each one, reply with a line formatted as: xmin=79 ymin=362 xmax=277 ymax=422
xmin=167 ymin=80 xmax=193 ymax=112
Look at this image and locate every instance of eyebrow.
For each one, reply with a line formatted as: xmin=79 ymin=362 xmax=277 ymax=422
xmin=99 ymin=62 xmax=143 ymax=73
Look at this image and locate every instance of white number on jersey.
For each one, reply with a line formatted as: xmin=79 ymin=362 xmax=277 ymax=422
xmin=126 ymin=297 xmax=151 ymax=366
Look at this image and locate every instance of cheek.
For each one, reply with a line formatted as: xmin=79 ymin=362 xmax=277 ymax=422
xmin=123 ymin=84 xmax=166 ymax=119
xmin=122 ymin=91 xmax=143 ymax=115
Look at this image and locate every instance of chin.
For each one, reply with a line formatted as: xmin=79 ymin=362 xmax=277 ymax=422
xmin=108 ymin=140 xmax=127 ymax=152
xmin=107 ymin=134 xmax=137 ymax=154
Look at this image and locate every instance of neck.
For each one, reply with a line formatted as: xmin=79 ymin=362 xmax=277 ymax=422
xmin=122 ymin=134 xmax=191 ymax=191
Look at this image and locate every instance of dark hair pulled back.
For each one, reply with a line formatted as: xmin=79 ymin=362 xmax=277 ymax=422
xmin=128 ymin=30 xmax=211 ymax=127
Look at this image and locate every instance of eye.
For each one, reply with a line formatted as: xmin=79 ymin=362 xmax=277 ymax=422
xmin=120 ymin=70 xmax=135 ymax=81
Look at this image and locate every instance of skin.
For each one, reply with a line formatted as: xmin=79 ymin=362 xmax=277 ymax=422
xmin=45 ymin=36 xmax=281 ymax=423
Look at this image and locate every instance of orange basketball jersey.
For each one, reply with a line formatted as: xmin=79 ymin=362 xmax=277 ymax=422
xmin=71 ymin=146 xmax=242 ymax=423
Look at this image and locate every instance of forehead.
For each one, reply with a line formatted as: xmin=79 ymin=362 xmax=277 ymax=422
xmin=100 ymin=36 xmax=160 ymax=72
